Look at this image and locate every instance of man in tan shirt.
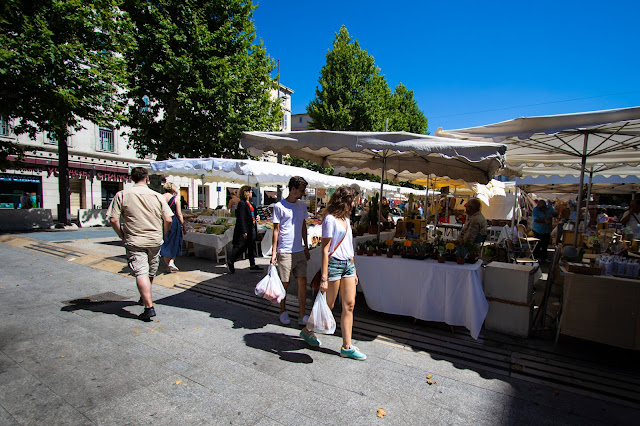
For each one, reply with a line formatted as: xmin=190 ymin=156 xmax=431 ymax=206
xmin=457 ymin=198 xmax=487 ymax=243
xmin=108 ymin=167 xmax=173 ymax=321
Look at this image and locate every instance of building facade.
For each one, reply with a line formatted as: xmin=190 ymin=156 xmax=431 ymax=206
xmin=0 ymin=83 xmax=294 ymax=219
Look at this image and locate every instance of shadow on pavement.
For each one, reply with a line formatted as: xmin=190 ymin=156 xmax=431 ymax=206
xmin=61 ymin=298 xmax=140 ymax=320
xmin=244 ymin=331 xmax=340 ymax=363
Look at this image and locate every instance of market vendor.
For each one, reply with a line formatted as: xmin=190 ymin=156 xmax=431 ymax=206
xmin=532 ymin=199 xmax=558 ymax=262
xmin=456 ymin=198 xmax=486 ymax=243
xmin=621 ymin=199 xmax=640 ymax=235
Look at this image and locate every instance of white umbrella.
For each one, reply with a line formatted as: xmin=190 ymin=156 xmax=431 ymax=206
xmin=241 ymin=130 xmax=507 ymax=236
xmin=437 ymin=106 xmax=640 ymax=243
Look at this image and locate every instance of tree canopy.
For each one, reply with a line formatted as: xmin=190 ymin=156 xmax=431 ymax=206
xmin=0 ymin=0 xmax=129 ymax=166
xmin=121 ymin=0 xmax=282 ymax=160
xmin=306 ymin=26 xmax=428 ymax=135
xmin=307 ymin=26 xmax=390 ymax=132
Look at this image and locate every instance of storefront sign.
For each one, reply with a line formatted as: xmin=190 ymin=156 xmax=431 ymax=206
xmin=0 ymin=173 xmax=41 ymax=183
xmin=46 ymin=167 xmax=131 ymax=182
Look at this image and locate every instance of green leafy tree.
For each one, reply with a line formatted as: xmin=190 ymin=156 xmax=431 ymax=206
xmin=387 ymin=84 xmax=428 ymax=134
xmin=121 ymin=0 xmax=281 ymax=160
xmin=0 ymin=0 xmax=130 ymax=223
xmin=307 ymin=26 xmax=390 ymax=131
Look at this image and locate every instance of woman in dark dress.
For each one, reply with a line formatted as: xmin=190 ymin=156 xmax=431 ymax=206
xmin=227 ymin=185 xmax=263 ymax=273
xmin=160 ymin=182 xmax=185 ymax=272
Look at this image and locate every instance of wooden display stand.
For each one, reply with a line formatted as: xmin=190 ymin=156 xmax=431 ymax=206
xmin=562 ymin=230 xmax=583 ymax=247
xmin=560 ymin=268 xmax=640 ymax=350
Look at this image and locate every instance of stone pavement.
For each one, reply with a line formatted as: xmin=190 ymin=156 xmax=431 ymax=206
xmin=0 ymin=229 xmax=639 ymax=425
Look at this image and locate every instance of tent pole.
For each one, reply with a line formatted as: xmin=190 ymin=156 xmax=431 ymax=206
xmin=585 ymin=166 xmax=594 ymax=229
xmin=511 ymin=184 xmax=517 ymax=232
xmin=574 ymin=134 xmax=589 ymax=246
xmin=378 ymin=156 xmax=386 ymax=239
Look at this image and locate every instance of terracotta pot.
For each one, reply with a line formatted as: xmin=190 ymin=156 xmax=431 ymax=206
xmin=437 ymin=255 xmax=446 ymax=263
xmin=368 ymin=225 xmax=379 ymax=235
xmin=357 ymin=229 xmax=366 ymax=236
xmin=356 ymin=249 xmax=364 ymax=256
xmin=366 ymin=250 xmax=374 ymax=256
xmin=386 ymin=252 xmax=393 ymax=258
xmin=456 ymin=257 xmax=466 ymax=265
xmin=375 ymin=249 xmax=383 ymax=256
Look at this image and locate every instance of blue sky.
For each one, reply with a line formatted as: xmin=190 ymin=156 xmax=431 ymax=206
xmin=252 ymin=0 xmax=640 ymax=131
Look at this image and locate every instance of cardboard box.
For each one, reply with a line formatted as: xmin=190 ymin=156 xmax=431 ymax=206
xmin=484 ymin=298 xmax=534 ymax=337
xmin=484 ymin=262 xmax=538 ymax=303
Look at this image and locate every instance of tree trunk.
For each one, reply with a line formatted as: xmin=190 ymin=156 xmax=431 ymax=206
xmin=57 ymin=134 xmax=71 ymax=225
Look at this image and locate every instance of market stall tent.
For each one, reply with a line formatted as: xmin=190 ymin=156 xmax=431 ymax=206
xmin=437 ymin=106 xmax=640 ymax=242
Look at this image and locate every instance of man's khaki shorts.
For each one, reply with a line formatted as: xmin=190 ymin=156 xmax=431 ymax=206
xmin=276 ymin=251 xmax=307 ymax=283
xmin=126 ymin=245 xmax=161 ymax=278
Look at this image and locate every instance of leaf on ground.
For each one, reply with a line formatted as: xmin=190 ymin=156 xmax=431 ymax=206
xmin=154 ymin=320 xmax=160 ymax=323
xmin=60 ymin=355 xmax=66 ymax=358
xmin=133 ymin=331 xmax=139 ymax=334
xmin=149 ymin=328 xmax=156 ymax=332
xmin=426 ymin=374 xmax=432 ymax=379
xmin=48 ymin=275 xmax=52 ymax=277
xmin=0 ymin=286 xmax=4 ymax=289
xmin=175 ymin=380 xmax=182 ymax=385
xmin=433 ymin=381 xmax=438 ymax=385
xmin=427 ymin=380 xmax=433 ymax=385
xmin=194 ymin=327 xmax=200 ymax=330
xmin=158 ymin=326 xmax=165 ymax=330
xmin=376 ymin=408 xmax=386 ymax=418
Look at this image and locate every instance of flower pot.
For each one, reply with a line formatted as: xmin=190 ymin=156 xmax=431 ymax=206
xmin=357 ymin=229 xmax=366 ymax=236
xmin=386 ymin=252 xmax=393 ymax=258
xmin=467 ymin=255 xmax=477 ymax=263
xmin=368 ymin=225 xmax=379 ymax=235
xmin=456 ymin=257 xmax=465 ymax=265
xmin=437 ymin=255 xmax=446 ymax=263
xmin=366 ymin=250 xmax=374 ymax=256
xmin=375 ymin=249 xmax=383 ymax=256
xmin=356 ymin=249 xmax=364 ymax=256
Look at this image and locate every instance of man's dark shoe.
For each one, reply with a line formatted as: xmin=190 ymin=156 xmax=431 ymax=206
xmin=138 ymin=307 xmax=156 ymax=321
xmin=226 ymin=261 xmax=235 ymax=273
xmin=137 ymin=298 xmax=143 ymax=306
xmin=249 ymin=265 xmax=263 ymax=272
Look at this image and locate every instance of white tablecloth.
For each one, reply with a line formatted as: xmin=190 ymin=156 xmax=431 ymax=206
xmin=184 ymin=226 xmax=234 ymax=251
xmin=355 ymin=256 xmax=488 ymax=339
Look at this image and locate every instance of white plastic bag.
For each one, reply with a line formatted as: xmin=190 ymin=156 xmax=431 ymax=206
xmin=255 ymin=265 xmax=286 ymax=304
xmin=307 ymin=291 xmax=336 ymax=334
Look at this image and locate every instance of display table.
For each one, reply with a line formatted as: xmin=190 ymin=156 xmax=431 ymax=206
xmin=355 ymin=256 xmax=487 ymax=339
xmin=184 ymin=227 xmax=234 ymax=263
xmin=304 ymin=231 xmax=396 ymax=278
xmin=560 ymin=269 xmax=640 ymax=350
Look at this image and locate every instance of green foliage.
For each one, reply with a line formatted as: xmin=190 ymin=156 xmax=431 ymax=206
xmin=306 ymin=26 xmax=428 ymax=136
xmin=307 ymin=26 xmax=390 ymax=131
xmin=0 ymin=0 xmax=130 ymax=166
xmin=120 ymin=0 xmax=281 ymax=160
xmin=387 ymin=84 xmax=428 ymax=134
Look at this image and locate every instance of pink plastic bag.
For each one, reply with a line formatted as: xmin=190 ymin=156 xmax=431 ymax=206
xmin=307 ymin=291 xmax=336 ymax=334
xmin=255 ymin=265 xmax=286 ymax=304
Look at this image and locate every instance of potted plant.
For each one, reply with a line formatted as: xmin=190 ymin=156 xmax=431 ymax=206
xmin=366 ymin=244 xmax=374 ymax=256
xmin=437 ymin=245 xmax=446 ymax=263
xmin=385 ymin=240 xmax=394 ymax=257
xmin=455 ymin=243 xmax=468 ymax=265
xmin=356 ymin=242 xmax=365 ymax=256
xmin=465 ymin=240 xmax=481 ymax=263
xmin=445 ymin=242 xmax=456 ymax=261
xmin=356 ymin=222 xmax=367 ymax=236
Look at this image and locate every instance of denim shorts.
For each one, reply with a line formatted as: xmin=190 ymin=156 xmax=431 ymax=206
xmin=327 ymin=257 xmax=356 ymax=281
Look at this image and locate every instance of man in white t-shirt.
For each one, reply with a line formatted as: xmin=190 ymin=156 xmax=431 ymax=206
xmin=621 ymin=199 xmax=640 ymax=234
xmin=271 ymin=176 xmax=310 ymax=325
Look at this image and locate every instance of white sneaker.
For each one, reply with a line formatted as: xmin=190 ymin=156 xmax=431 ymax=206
xmin=279 ymin=312 xmax=290 ymax=325
xmin=298 ymin=315 xmax=309 ymax=325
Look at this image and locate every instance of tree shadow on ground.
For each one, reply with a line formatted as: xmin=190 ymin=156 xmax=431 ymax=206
xmin=243 ymin=331 xmax=340 ymax=364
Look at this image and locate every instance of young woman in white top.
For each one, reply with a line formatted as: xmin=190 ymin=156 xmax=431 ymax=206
xmin=299 ymin=186 xmax=365 ymax=360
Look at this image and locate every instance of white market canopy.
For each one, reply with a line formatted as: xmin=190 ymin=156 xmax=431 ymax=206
xmin=241 ymin=130 xmax=507 ymax=185
xmin=149 ymin=157 xmax=412 ymax=195
xmin=437 ymin=106 xmax=640 ymax=170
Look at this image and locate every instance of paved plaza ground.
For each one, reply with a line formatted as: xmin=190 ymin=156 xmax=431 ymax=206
xmin=0 ymin=228 xmax=639 ymax=425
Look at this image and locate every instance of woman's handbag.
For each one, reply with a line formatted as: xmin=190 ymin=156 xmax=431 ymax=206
xmin=309 ymin=234 xmax=346 ymax=290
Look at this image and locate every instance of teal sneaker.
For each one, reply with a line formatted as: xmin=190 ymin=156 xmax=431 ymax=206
xmin=340 ymin=345 xmax=367 ymax=360
xmin=300 ymin=328 xmax=321 ymax=347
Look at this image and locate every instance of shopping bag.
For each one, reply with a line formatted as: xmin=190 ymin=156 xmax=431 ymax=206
xmin=255 ymin=265 xmax=286 ymax=304
xmin=307 ymin=291 xmax=336 ymax=334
